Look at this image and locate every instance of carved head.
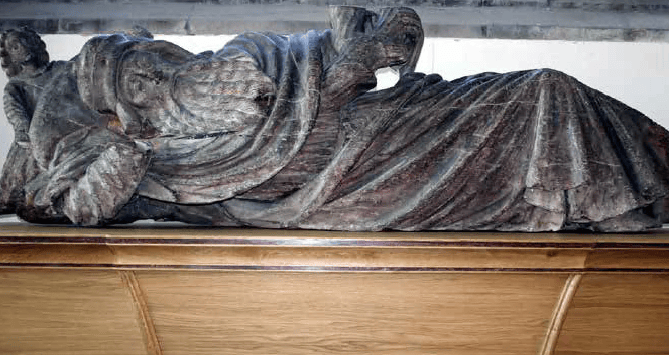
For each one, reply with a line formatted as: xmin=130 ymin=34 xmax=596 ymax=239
xmin=328 ymin=6 xmax=423 ymax=76
xmin=0 ymin=27 xmax=49 ymax=78
xmin=76 ymin=34 xmax=140 ymax=115
xmin=77 ymin=33 xmax=196 ymax=136
xmin=375 ymin=7 xmax=423 ymax=75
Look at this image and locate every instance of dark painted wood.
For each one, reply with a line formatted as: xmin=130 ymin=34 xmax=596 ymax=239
xmin=3 ymin=7 xmax=669 ymax=232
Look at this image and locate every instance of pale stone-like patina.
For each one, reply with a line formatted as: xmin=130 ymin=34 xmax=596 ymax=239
xmin=2 ymin=7 xmax=669 ymax=231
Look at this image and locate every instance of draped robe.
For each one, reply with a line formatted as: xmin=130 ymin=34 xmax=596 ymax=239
xmin=9 ymin=8 xmax=669 ymax=231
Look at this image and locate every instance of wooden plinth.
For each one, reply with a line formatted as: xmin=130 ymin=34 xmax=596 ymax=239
xmin=1 ymin=221 xmax=669 ymax=355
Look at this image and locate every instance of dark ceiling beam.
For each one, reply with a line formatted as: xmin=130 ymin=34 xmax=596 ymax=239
xmin=1 ymin=1 xmax=669 ymax=42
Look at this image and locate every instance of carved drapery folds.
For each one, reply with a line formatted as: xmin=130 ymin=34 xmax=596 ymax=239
xmin=1 ymin=7 xmax=668 ymax=232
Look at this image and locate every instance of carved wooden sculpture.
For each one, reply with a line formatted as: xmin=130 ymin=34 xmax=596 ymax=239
xmin=2 ymin=6 xmax=669 ymax=231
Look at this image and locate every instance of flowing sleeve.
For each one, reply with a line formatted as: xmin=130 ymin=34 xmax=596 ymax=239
xmin=20 ymin=127 xmax=151 ymax=225
xmin=3 ymin=82 xmax=32 ymax=143
xmin=1 ymin=82 xmax=41 ymax=211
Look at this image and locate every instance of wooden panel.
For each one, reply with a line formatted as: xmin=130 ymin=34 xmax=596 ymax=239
xmin=2 ymin=223 xmax=669 ymax=355
xmin=137 ymin=271 xmax=567 ymax=355
xmin=583 ymin=250 xmax=669 ymax=270
xmin=0 ymin=269 xmax=147 ymax=355
xmin=555 ymin=273 xmax=669 ymax=355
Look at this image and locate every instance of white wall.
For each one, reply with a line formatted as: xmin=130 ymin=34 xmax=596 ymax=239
xmin=1 ymin=35 xmax=669 ymax=171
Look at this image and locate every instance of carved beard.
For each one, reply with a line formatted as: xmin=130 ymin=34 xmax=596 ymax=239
xmin=169 ymin=56 xmax=275 ymax=135
xmin=117 ymin=50 xmax=274 ymax=137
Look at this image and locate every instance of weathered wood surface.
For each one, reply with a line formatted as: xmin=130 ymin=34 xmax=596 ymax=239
xmin=3 ymin=8 xmax=669 ymax=232
xmin=1 ymin=224 xmax=669 ymax=354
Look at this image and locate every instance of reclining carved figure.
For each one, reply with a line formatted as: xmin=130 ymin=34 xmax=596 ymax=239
xmin=2 ymin=7 xmax=669 ymax=232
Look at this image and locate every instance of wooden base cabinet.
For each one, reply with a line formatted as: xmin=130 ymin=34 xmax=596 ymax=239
xmin=1 ymin=223 xmax=669 ymax=355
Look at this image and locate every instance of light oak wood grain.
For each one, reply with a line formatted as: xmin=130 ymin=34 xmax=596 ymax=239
xmin=539 ymin=273 xmax=582 ymax=355
xmin=4 ymin=243 xmax=669 ymax=272
xmin=583 ymin=249 xmax=669 ymax=269
xmin=120 ymin=270 xmax=163 ymax=355
xmin=555 ymin=273 xmax=669 ymax=355
xmin=136 ymin=271 xmax=567 ymax=355
xmin=3 ymin=223 xmax=669 ymax=272
xmin=0 ymin=244 xmax=594 ymax=270
xmin=0 ymin=269 xmax=146 ymax=355
xmin=1 ymin=224 xmax=669 ymax=355
xmin=2 ymin=222 xmax=669 ymax=245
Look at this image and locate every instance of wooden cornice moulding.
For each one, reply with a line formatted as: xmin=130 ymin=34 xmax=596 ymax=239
xmin=2 ymin=222 xmax=669 ymax=272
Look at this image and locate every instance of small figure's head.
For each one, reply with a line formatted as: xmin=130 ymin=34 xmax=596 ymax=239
xmin=0 ymin=27 xmax=49 ymax=78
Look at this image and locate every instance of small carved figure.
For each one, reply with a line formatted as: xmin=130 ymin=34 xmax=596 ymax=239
xmin=0 ymin=28 xmax=55 ymax=214
xmin=2 ymin=7 xmax=669 ymax=232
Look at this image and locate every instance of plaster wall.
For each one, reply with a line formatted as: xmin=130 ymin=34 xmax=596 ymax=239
xmin=1 ymin=34 xmax=668 ymax=175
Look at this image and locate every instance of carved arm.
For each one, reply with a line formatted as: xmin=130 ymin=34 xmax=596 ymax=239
xmin=3 ymin=83 xmax=32 ymax=144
